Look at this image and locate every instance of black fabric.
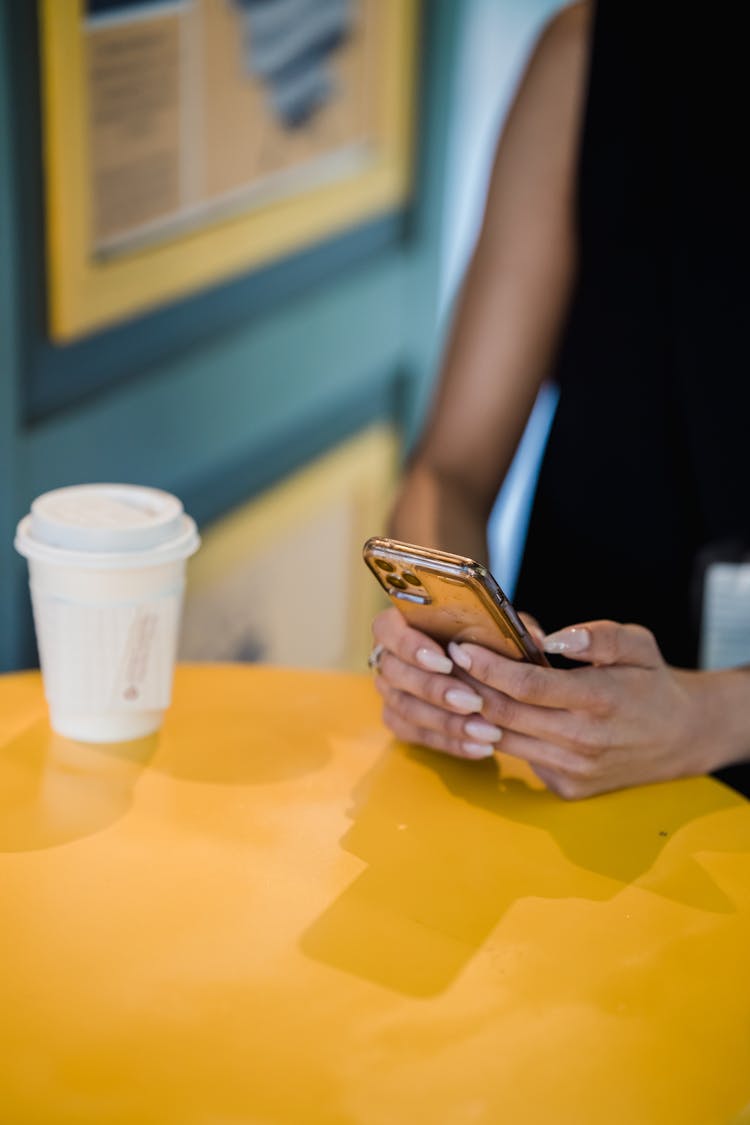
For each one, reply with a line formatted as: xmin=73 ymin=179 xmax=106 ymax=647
xmin=513 ymin=3 xmax=750 ymax=790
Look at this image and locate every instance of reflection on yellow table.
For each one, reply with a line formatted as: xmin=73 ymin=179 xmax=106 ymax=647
xmin=1 ymin=665 xmax=749 ymax=1124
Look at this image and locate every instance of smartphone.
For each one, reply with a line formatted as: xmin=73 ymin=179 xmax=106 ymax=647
xmin=363 ymin=536 xmax=548 ymax=666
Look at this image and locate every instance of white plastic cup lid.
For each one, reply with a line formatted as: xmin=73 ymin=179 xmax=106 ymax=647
xmin=15 ymin=484 xmax=200 ymax=569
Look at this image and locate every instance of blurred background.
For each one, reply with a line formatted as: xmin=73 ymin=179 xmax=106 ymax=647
xmin=0 ymin=0 xmax=563 ymax=675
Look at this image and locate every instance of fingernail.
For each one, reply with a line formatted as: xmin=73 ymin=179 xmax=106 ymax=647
xmin=416 ymin=647 xmax=453 ymax=674
xmin=445 ymin=688 xmax=484 ymax=714
xmin=461 ymin=742 xmax=495 ymax=759
xmin=448 ymin=641 xmax=472 ymax=670
xmin=543 ymin=627 xmax=591 ymax=654
xmin=464 ymin=718 xmax=503 ymax=743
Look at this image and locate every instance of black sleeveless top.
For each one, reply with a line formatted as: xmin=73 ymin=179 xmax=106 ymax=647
xmin=515 ymin=0 xmax=750 ymax=669
xmin=513 ymin=4 xmax=750 ymax=789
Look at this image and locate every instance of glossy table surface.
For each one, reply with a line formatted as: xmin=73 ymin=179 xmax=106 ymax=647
xmin=1 ymin=665 xmax=750 ymax=1125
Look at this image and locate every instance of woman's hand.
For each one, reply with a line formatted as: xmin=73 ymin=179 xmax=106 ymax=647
xmin=372 ymin=610 xmax=747 ymax=798
xmin=371 ymin=608 xmax=505 ymax=760
xmin=448 ymin=620 xmax=723 ymax=799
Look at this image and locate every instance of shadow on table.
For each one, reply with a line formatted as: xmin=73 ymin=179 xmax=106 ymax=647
xmin=0 ymin=719 xmax=157 ymax=852
xmin=300 ymin=742 xmax=749 ymax=996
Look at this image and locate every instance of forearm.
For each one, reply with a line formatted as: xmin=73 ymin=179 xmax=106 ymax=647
xmin=388 ymin=461 xmax=491 ymax=565
xmin=690 ymin=666 xmax=750 ymax=773
xmin=385 ymin=4 xmax=590 ymax=579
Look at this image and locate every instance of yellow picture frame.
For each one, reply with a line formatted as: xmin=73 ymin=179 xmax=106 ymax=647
xmin=38 ymin=0 xmax=418 ymax=342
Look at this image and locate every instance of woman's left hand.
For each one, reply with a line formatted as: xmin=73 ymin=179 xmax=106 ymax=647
xmin=448 ymin=620 xmax=720 ymax=799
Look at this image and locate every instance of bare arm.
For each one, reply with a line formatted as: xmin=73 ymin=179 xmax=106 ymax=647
xmin=390 ymin=2 xmax=592 ymax=563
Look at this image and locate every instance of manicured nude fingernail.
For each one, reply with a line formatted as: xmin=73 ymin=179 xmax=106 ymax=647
xmin=543 ymin=627 xmax=591 ymax=654
xmin=461 ymin=742 xmax=495 ymax=759
xmin=445 ymin=688 xmax=484 ymax=714
xmin=448 ymin=641 xmax=472 ymax=670
xmin=464 ymin=718 xmax=503 ymax=743
xmin=416 ymin=647 xmax=453 ymax=674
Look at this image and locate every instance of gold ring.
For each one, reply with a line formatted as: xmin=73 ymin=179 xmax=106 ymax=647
xmin=367 ymin=643 xmax=385 ymax=673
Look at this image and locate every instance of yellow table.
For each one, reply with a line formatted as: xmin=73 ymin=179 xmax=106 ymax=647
xmin=1 ymin=665 xmax=749 ymax=1125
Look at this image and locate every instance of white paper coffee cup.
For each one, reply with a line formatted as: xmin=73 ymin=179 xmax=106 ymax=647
xmin=15 ymin=484 xmax=200 ymax=743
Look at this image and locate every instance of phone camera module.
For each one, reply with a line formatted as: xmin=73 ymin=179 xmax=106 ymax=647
xmin=402 ymin=571 xmax=422 ymax=587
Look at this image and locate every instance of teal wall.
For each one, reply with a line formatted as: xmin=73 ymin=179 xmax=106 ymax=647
xmin=0 ymin=2 xmax=464 ymax=672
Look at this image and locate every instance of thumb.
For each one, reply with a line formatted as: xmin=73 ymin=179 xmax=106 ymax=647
xmin=542 ymin=620 xmax=664 ymax=668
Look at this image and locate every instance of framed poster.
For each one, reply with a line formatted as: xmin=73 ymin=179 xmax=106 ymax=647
xmin=39 ymin=0 xmax=418 ymax=341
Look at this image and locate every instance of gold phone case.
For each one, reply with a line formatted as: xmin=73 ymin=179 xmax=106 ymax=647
xmin=363 ymin=537 xmax=547 ymax=665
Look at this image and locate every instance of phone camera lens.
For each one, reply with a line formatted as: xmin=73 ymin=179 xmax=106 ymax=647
xmin=389 ymin=575 xmax=408 ymax=590
xmin=375 ymin=559 xmax=395 ymax=572
xmin=402 ymin=571 xmax=421 ymax=586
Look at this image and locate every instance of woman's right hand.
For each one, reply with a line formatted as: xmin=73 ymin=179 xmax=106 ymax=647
xmin=370 ymin=608 xmax=505 ymax=760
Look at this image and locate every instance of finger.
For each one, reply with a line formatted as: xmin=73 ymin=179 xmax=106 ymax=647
xmin=378 ymin=649 xmax=485 ymax=715
xmin=531 ymin=760 xmax=626 ymax=800
xmin=382 ymin=703 xmax=497 ymax=761
xmin=465 ymin=682 xmax=601 ymax=749
xmin=377 ymin=676 xmax=503 ymax=746
xmin=448 ymin=641 xmax=606 ymax=712
xmin=542 ymin=620 xmax=664 ymax=668
xmin=372 ymin=607 xmax=453 ymax=674
xmin=499 ymin=728 xmax=603 ymax=787
xmin=531 ymin=764 xmax=593 ymax=801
